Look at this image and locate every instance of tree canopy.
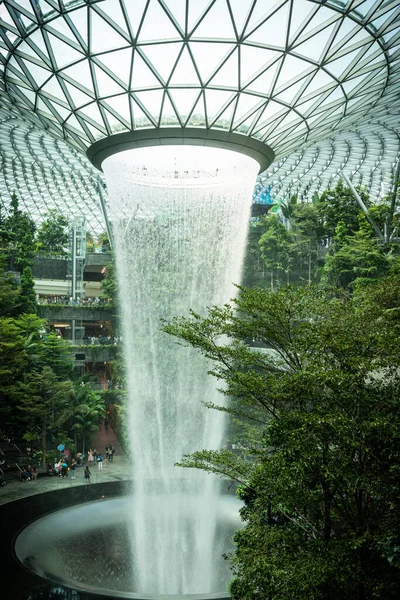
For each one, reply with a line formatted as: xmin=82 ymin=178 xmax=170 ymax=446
xmin=164 ymin=280 xmax=400 ymax=600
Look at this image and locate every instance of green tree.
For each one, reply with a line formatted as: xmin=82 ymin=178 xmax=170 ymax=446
xmin=0 ymin=253 xmax=19 ymax=316
xmin=319 ymin=180 xmax=371 ymax=239
xmin=258 ymin=215 xmax=294 ymax=289
xmin=322 ymin=217 xmax=391 ymax=288
xmin=69 ymin=385 xmax=105 ymax=453
xmin=18 ymin=266 xmax=36 ymax=314
xmin=36 ymin=210 xmax=68 ymax=255
xmin=4 ymin=193 xmax=36 ymax=271
xmin=17 ymin=366 xmax=75 ymax=467
xmin=163 ymin=283 xmax=400 ymax=600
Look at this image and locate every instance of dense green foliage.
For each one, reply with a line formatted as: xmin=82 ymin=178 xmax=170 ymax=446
xmin=164 ymin=279 xmax=400 ymax=600
xmin=36 ymin=209 xmax=68 ymax=255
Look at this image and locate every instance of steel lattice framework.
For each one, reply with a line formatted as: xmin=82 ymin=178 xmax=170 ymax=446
xmin=0 ymin=0 xmax=399 ymax=230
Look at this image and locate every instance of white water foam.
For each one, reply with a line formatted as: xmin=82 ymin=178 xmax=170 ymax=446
xmin=103 ymin=146 xmax=258 ymax=595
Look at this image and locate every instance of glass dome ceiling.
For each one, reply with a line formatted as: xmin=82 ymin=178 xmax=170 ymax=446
xmin=0 ymin=0 xmax=398 ymax=231
xmin=0 ymin=0 xmax=399 ymax=159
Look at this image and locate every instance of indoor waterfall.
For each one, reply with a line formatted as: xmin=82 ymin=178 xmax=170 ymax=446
xmin=102 ymin=146 xmax=259 ymax=595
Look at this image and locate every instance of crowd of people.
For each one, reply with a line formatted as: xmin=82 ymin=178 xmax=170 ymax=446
xmin=36 ymin=294 xmax=110 ymax=307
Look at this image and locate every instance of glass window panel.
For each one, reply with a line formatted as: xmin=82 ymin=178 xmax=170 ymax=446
xmin=228 ymin=0 xmax=253 ymax=37
xmin=69 ymin=7 xmax=88 ymax=46
xmin=169 ymin=46 xmax=200 ymax=85
xmin=274 ymin=78 xmax=307 ymax=104
xmin=63 ymin=60 xmax=94 ymax=93
xmin=289 ymin=0 xmax=317 ymax=42
xmin=48 ymin=16 xmax=79 ymax=45
xmin=131 ymin=97 xmax=153 ymax=128
xmin=212 ymin=100 xmax=234 ymax=129
xmin=160 ymin=93 xmax=180 ymax=125
xmin=187 ymin=0 xmax=212 ymax=33
xmin=96 ymin=47 xmax=131 ymax=86
xmin=50 ymin=102 xmax=71 ymax=120
xmin=189 ymin=41 xmax=234 ymax=83
xmin=26 ymin=61 xmax=52 ymax=87
xmin=246 ymin=58 xmax=282 ymax=95
xmin=41 ymin=76 xmax=68 ymax=102
xmin=47 ymin=32 xmax=84 ymax=68
xmin=141 ymin=42 xmax=182 ymax=82
xmin=27 ymin=30 xmax=49 ymax=59
xmin=246 ymin=3 xmax=290 ymax=48
xmin=63 ymin=80 xmax=93 ymax=108
xmin=93 ymin=64 xmax=125 ymax=97
xmin=240 ymin=45 xmax=278 ymax=85
xmin=294 ymin=23 xmax=336 ymax=61
xmin=98 ymin=0 xmax=129 ymax=35
xmin=205 ymin=88 xmax=235 ymax=121
xmin=233 ymin=92 xmax=264 ymax=124
xmin=187 ymin=93 xmax=205 ymax=126
xmin=138 ymin=0 xmax=180 ymax=42
xmin=90 ymin=10 xmax=127 ymax=54
xmin=102 ymin=94 xmax=131 ymax=124
xmin=134 ymin=89 xmax=164 ymax=119
xmin=192 ymin=0 xmax=236 ymax=40
xmin=131 ymin=51 xmax=162 ymax=89
xmin=275 ymin=55 xmax=311 ymax=88
xmin=326 ymin=48 xmax=363 ymax=78
xmin=121 ymin=0 xmax=148 ymax=38
xmin=169 ymin=88 xmax=200 ymax=120
xmin=163 ymin=0 xmax=186 ymax=32
xmin=208 ymin=47 xmax=238 ymax=88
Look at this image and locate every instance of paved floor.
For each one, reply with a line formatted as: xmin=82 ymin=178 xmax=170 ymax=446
xmin=0 ymin=425 xmax=129 ymax=506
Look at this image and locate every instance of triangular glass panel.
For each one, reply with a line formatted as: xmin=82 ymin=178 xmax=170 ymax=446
xmin=187 ymin=93 xmax=206 ymax=126
xmin=245 ymin=2 xmax=290 ymax=48
xmin=169 ymin=88 xmax=200 ymax=121
xmin=26 ymin=30 xmax=50 ymax=61
xmin=63 ymin=60 xmax=94 ymax=93
xmin=192 ymin=0 xmax=236 ymax=40
xmin=102 ymin=94 xmax=131 ymax=125
xmin=47 ymin=15 xmax=79 ymax=46
xmin=96 ymin=48 xmax=132 ymax=88
xmin=70 ymin=7 xmax=88 ymax=47
xmin=131 ymin=51 xmax=162 ymax=89
xmin=90 ymin=10 xmax=128 ymax=54
xmin=245 ymin=0 xmax=283 ymax=35
xmin=274 ymin=78 xmax=307 ymax=105
xmin=208 ymin=48 xmax=238 ymax=88
xmin=298 ymin=5 xmax=340 ymax=40
xmin=93 ymin=64 xmax=126 ymax=97
xmin=51 ymin=102 xmax=73 ymax=121
xmin=160 ymin=93 xmax=180 ymax=126
xmin=253 ymin=101 xmax=287 ymax=131
xmin=24 ymin=61 xmax=52 ymax=89
xmin=163 ymin=0 xmax=186 ymax=33
xmin=301 ymin=70 xmax=335 ymax=99
xmin=341 ymin=72 xmax=372 ymax=96
xmin=240 ymin=45 xmax=278 ymax=86
xmin=169 ymin=46 xmax=200 ymax=85
xmin=189 ymin=41 xmax=234 ymax=83
xmin=134 ymin=89 xmax=164 ymax=121
xmin=276 ymin=55 xmax=311 ymax=90
xmin=233 ymin=92 xmax=264 ymax=125
xmin=293 ymin=23 xmax=336 ymax=61
xmin=138 ymin=0 xmax=180 ymax=42
xmin=289 ymin=0 xmax=318 ymax=43
xmin=63 ymin=80 xmax=93 ymax=108
xmin=228 ymin=0 xmax=254 ymax=38
xmin=41 ymin=76 xmax=69 ymax=104
xmin=122 ymin=0 xmax=148 ymax=39
xmin=47 ymin=33 xmax=85 ymax=69
xmin=246 ymin=59 xmax=282 ymax=96
xmin=205 ymin=89 xmax=235 ymax=122
xmin=325 ymin=48 xmax=361 ymax=79
xmin=37 ymin=97 xmax=56 ymax=120
xmin=327 ymin=27 xmax=370 ymax=62
xmin=131 ymin=97 xmax=153 ymax=128
xmin=78 ymin=103 xmax=106 ymax=129
xmin=140 ymin=42 xmax=182 ymax=82
xmin=212 ymin=99 xmax=235 ymax=129
xmin=97 ymin=0 xmax=129 ymax=36
xmin=102 ymin=107 xmax=129 ymax=133
xmin=187 ymin=0 xmax=213 ymax=33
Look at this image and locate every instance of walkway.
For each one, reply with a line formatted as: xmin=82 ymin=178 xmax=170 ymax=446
xmin=0 ymin=425 xmax=129 ymax=506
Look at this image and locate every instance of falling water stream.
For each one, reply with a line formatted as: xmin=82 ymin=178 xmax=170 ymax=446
xmin=102 ymin=146 xmax=259 ymax=596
